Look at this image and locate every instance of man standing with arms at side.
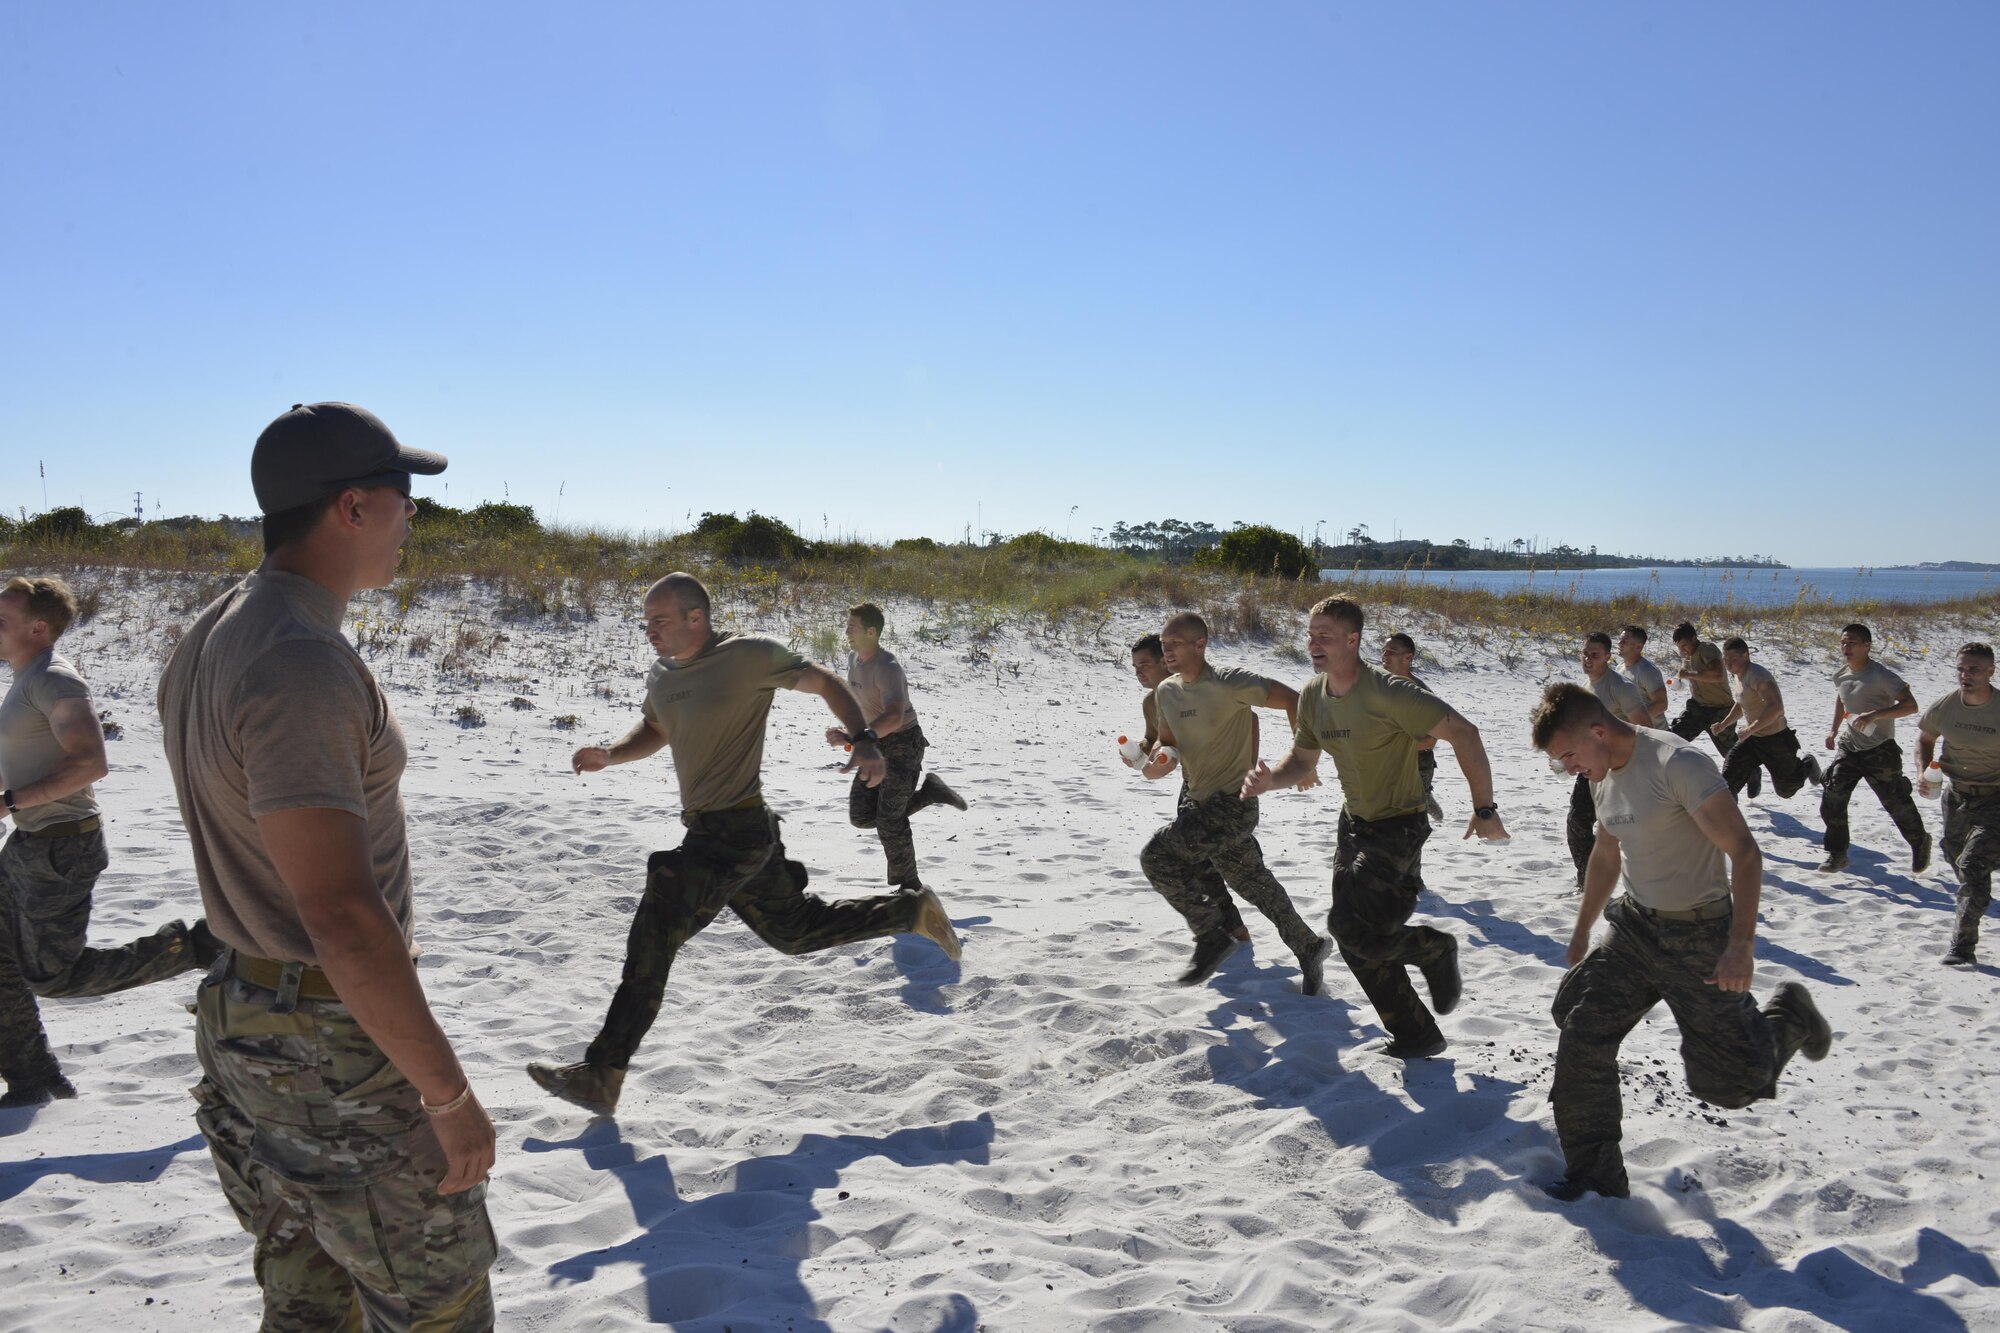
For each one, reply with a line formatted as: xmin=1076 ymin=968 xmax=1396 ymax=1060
xmin=159 ymin=403 xmax=496 ymax=1328
xmin=1617 ymin=625 xmax=1670 ymax=729
xmin=1140 ymin=612 xmax=1329 ymax=991
xmin=1713 ymin=636 xmax=1822 ymax=801
xmin=1917 ymin=643 xmax=2000 ymax=966
xmin=1126 ymin=633 xmax=1249 ymax=943
xmin=1566 ymin=633 xmax=1658 ymax=890
xmin=1381 ymin=633 xmax=1446 ymax=825
xmin=833 ymin=602 xmax=966 ymax=896
xmin=530 ymin=572 xmax=961 ymax=1114
xmin=0 ymin=576 xmax=215 ymax=1108
xmin=1817 ymin=623 xmax=1930 ymax=874
xmin=1532 ymin=683 xmax=1830 ymax=1201
xmin=1245 ymin=598 xmax=1509 ymax=1059
xmin=1670 ymin=622 xmax=1754 ymax=796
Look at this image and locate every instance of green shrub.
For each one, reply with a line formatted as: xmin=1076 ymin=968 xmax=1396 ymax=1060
xmin=1003 ymin=531 xmax=1099 ymax=564
xmin=694 ymin=511 xmax=812 ymax=561
xmin=1197 ymin=525 xmax=1319 ymax=580
xmin=20 ymin=506 xmax=94 ymax=543
xmin=892 ymin=536 xmax=940 ymax=552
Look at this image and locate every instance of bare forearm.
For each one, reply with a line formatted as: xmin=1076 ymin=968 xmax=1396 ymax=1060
xmin=7 ymin=755 xmax=108 ymax=807
xmin=1264 ymin=748 xmax=1319 ymax=790
xmin=1727 ymin=846 xmax=1762 ymax=945
xmin=1576 ymin=840 xmax=1621 ymax=934
xmin=304 ymin=898 xmax=467 ymax=1104
xmin=1452 ymin=731 xmax=1496 ymax=808
xmin=607 ymin=717 xmax=667 ymax=765
xmin=866 ymin=702 xmax=907 ymax=736
xmin=1917 ymin=732 xmax=1938 ymax=769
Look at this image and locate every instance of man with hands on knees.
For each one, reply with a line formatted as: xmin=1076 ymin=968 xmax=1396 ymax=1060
xmin=1245 ymin=597 xmax=1505 ymax=1060
xmin=1532 ymin=682 xmax=1831 ymax=1203
xmin=529 ymin=572 xmax=961 ymax=1116
xmin=159 ymin=403 xmax=497 ymax=1330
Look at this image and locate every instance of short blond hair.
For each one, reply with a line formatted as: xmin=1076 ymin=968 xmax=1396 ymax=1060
xmin=1 ymin=575 xmax=78 ymax=640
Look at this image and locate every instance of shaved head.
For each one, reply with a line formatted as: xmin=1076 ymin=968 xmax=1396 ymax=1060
xmin=646 ymin=571 xmax=711 ymax=615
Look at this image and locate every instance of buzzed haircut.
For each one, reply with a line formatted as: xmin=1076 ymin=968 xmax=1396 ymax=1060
xmin=1622 ymin=624 xmax=1648 ymax=644
xmin=1722 ymin=636 xmax=1749 ymax=654
xmin=260 ymin=494 xmax=340 ymax=555
xmin=1131 ymin=633 xmax=1163 ymax=659
xmin=1309 ymin=596 xmax=1365 ymax=633
xmin=1530 ymin=681 xmax=1613 ymax=752
xmin=1585 ymin=632 xmax=1613 ymax=652
xmin=1841 ymin=623 xmax=1872 ymax=642
xmin=849 ymin=602 xmax=885 ymax=634
xmin=1164 ymin=611 xmax=1208 ymax=640
xmin=1386 ymin=632 xmax=1415 ymax=653
xmin=1672 ymin=621 xmax=1698 ymax=644
xmin=0 ymin=575 xmax=79 ymax=640
xmin=1960 ymin=642 xmax=1996 ymax=666
xmin=651 ymin=571 xmax=712 ymax=615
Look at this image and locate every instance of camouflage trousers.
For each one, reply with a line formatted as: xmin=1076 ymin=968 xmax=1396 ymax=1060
xmin=1821 ymin=738 xmax=1927 ymax=857
xmin=1566 ymin=776 xmax=1596 ymax=890
xmin=1328 ymin=810 xmax=1453 ymax=1047
xmin=1942 ymin=788 xmax=2000 ymax=952
xmin=587 ymin=804 xmax=922 ymax=1069
xmin=1724 ymin=728 xmax=1813 ymax=799
xmin=0 ymin=827 xmax=198 ymax=1088
xmin=848 ymin=726 xmax=939 ymax=886
xmin=1140 ymin=790 xmax=1319 ymax=958
xmin=193 ymin=966 xmax=497 ymax=1331
xmin=1550 ymin=897 xmax=1815 ymax=1196
xmin=1670 ymin=699 xmax=1740 ymax=764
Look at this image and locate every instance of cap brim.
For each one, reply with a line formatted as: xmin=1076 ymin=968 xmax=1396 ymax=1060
xmin=394 ymin=445 xmax=449 ymax=475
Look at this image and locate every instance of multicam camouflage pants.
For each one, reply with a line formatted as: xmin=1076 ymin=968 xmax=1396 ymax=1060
xmin=848 ymin=725 xmax=938 ymax=885
xmin=1327 ymin=810 xmax=1453 ymax=1047
xmin=1566 ymin=776 xmax=1596 ymax=890
xmin=193 ymin=967 xmax=497 ymax=1331
xmin=1723 ymin=728 xmax=1814 ymax=799
xmin=1140 ymin=789 xmax=1319 ymax=958
xmin=1821 ymin=738 xmax=1928 ymax=857
xmin=0 ymin=828 xmax=196 ymax=1088
xmin=587 ymin=804 xmax=922 ymax=1069
xmin=1670 ymin=699 xmax=1740 ymax=764
xmin=1549 ymin=896 xmax=1815 ymax=1196
xmin=1943 ymin=788 xmax=2000 ymax=953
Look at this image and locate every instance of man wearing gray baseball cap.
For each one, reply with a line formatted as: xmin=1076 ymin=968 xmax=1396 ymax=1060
xmin=159 ymin=402 xmax=497 ymax=1329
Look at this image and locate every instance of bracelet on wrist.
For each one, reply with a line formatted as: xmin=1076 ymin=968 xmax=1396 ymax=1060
xmin=421 ymin=1083 xmax=474 ymax=1116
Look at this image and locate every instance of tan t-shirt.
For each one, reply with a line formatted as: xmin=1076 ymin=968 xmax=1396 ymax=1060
xmin=1921 ymin=690 xmax=2000 ymax=786
xmin=644 ymin=632 xmax=809 ymax=812
xmin=157 ymin=570 xmax=412 ymax=965
xmin=1293 ymin=664 xmax=1448 ymax=821
xmin=1835 ymin=659 xmax=1908 ymax=753
xmin=1624 ymin=657 xmax=1668 ymax=725
xmin=1140 ymin=690 xmax=1160 ymax=750
xmin=1153 ymin=664 xmax=1270 ymax=800
xmin=0 ymin=649 xmax=99 ymax=832
xmin=846 ymin=649 xmax=916 ymax=730
xmin=1682 ymin=641 xmax=1733 ymax=707
xmin=1588 ymin=668 xmax=1652 ymax=727
xmin=1591 ymin=729 xmax=1731 ymax=911
xmin=1734 ymin=663 xmax=1786 ymax=734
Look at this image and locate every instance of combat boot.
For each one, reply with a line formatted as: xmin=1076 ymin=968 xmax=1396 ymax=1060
xmin=0 ymin=1072 xmax=78 ymax=1109
xmin=909 ymin=888 xmax=962 ymax=960
xmin=526 ymin=1060 xmax=625 ymax=1115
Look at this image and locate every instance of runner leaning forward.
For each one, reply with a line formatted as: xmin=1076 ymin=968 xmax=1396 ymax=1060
xmin=1 ymin=575 xmax=216 ymax=1109
xmin=1917 ymin=642 xmax=2000 ymax=967
xmin=1139 ymin=612 xmax=1331 ymax=992
xmin=1566 ymin=633 xmax=1657 ymax=891
xmin=159 ymin=402 xmax=497 ymax=1327
xmin=1532 ymin=682 xmax=1830 ymax=1201
xmin=1245 ymin=597 xmax=1509 ymax=1060
xmin=1713 ymin=636 xmax=1822 ymax=801
xmin=1817 ymin=622 xmax=1930 ymax=875
xmin=529 ymin=572 xmax=961 ymax=1114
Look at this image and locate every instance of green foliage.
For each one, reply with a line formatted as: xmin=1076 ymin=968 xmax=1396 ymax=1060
xmin=413 ymin=498 xmax=541 ymax=536
xmin=1197 ymin=524 xmax=1319 ymax=579
xmin=891 ymin=536 xmax=940 ymax=552
xmin=1003 ymin=531 xmax=1099 ymax=564
xmin=693 ymin=511 xmax=812 ymax=562
xmin=20 ymin=506 xmax=94 ymax=543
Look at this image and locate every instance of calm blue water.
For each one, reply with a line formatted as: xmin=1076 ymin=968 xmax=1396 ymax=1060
xmin=1316 ymin=565 xmax=1998 ymax=607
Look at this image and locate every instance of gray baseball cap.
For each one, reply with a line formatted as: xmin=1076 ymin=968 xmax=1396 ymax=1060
xmin=251 ymin=402 xmax=448 ymax=514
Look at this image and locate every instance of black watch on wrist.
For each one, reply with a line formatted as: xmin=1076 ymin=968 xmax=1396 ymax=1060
xmin=1 ymin=789 xmax=15 ymax=813
xmin=1475 ymin=803 xmax=1499 ymax=821
xmin=854 ymin=729 xmax=881 ymax=747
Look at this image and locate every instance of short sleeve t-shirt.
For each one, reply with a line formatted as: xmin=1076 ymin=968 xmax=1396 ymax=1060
xmin=1683 ymin=642 xmax=1734 ymax=707
xmin=1140 ymin=690 xmax=1160 ymax=749
xmin=1921 ymin=691 xmax=2000 ymax=785
xmin=643 ymin=632 xmax=809 ymax=812
xmin=1588 ymin=668 xmax=1652 ymax=727
xmin=1624 ymin=657 xmax=1668 ymax=722
xmin=1591 ymin=729 xmax=1732 ymax=911
xmin=0 ymin=649 xmax=100 ymax=832
xmin=1293 ymin=664 xmax=1448 ymax=821
xmin=1835 ymin=660 xmax=1908 ymax=753
xmin=1735 ymin=663 xmax=1786 ymax=733
xmin=157 ymin=570 xmax=412 ymax=965
xmin=846 ymin=649 xmax=916 ymax=729
xmin=1152 ymin=665 xmax=1270 ymax=800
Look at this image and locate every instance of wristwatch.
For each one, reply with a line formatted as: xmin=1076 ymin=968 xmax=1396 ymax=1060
xmin=1474 ymin=803 xmax=1499 ymax=820
xmin=853 ymin=728 xmax=881 ymax=747
xmin=1 ymin=789 xmax=15 ymax=813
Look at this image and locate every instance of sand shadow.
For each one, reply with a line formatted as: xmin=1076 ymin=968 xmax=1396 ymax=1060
xmin=1764 ymin=811 xmax=1954 ymax=910
xmin=890 ymin=912 xmax=986 ymax=1014
xmin=0 ymin=1132 xmax=205 ymax=1203
xmin=1422 ymin=891 xmax=1571 ymax=968
xmin=526 ymin=1113 xmax=993 ymax=1330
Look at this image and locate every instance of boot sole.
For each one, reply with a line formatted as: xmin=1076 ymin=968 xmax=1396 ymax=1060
xmin=1776 ymin=982 xmax=1832 ymax=1061
xmin=911 ymin=891 xmax=963 ymax=961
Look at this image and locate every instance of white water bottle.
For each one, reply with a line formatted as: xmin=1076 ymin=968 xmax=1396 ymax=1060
xmin=1117 ymin=735 xmax=1144 ymax=766
xmin=1918 ymin=761 xmax=1944 ymax=800
xmin=1154 ymin=745 xmax=1180 ymax=770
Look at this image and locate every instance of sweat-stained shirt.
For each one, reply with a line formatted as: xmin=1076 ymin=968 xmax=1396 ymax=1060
xmin=643 ymin=632 xmax=809 ymax=812
xmin=1834 ymin=659 xmax=1909 ymax=754
xmin=1152 ymin=665 xmax=1271 ymax=801
xmin=1293 ymin=663 xmax=1448 ymax=822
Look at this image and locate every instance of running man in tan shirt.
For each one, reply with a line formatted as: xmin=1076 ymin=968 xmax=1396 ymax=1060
xmin=1918 ymin=642 xmax=2000 ymax=965
xmin=1712 ymin=636 xmax=1823 ymax=801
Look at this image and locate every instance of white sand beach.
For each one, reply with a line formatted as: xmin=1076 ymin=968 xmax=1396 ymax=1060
xmin=3 ymin=582 xmax=1994 ymax=1331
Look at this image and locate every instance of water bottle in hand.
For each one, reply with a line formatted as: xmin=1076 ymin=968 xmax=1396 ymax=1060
xmin=1918 ymin=761 xmax=1944 ymax=800
xmin=1117 ymin=735 xmax=1144 ymax=766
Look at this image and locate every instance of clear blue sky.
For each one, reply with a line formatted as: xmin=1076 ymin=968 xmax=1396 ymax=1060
xmin=4 ymin=3 xmax=1995 ymax=566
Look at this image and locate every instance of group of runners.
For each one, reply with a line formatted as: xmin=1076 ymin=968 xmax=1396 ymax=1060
xmin=0 ymin=400 xmax=1994 ymax=1325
